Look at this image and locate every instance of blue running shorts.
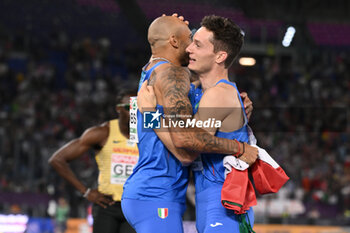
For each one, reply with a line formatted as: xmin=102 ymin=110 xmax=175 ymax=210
xmin=122 ymin=198 xmax=186 ymax=233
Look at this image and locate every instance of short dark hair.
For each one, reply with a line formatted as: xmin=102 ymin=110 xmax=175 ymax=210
xmin=116 ymin=89 xmax=137 ymax=104
xmin=201 ymin=15 xmax=244 ymax=68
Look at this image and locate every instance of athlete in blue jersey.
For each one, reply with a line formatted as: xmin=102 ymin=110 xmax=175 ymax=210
xmin=190 ymin=81 xmax=254 ymax=233
xmin=122 ymin=15 xmax=258 ymax=233
xmin=138 ymin=15 xmax=257 ymax=232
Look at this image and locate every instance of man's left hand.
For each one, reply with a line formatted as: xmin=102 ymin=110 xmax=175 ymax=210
xmin=162 ymin=13 xmax=189 ymax=25
xmin=240 ymin=92 xmax=253 ymax=121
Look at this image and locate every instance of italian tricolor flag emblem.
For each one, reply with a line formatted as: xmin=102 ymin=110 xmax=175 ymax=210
xmin=158 ymin=208 xmax=168 ymax=219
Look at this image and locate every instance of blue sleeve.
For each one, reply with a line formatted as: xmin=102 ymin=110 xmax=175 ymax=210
xmin=188 ymin=84 xmax=197 ymax=111
xmin=156 ymin=104 xmax=164 ymax=117
xmin=188 ymin=84 xmax=203 ymax=115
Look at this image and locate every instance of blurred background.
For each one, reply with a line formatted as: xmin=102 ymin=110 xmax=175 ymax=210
xmin=0 ymin=0 xmax=349 ymax=232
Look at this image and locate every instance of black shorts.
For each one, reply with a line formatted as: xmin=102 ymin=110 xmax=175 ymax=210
xmin=92 ymin=202 xmax=136 ymax=233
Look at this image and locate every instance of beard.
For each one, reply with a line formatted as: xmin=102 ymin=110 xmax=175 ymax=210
xmin=180 ymin=52 xmax=190 ymax=66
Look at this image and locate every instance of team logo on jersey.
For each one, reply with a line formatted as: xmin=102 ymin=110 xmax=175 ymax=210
xmin=210 ymin=222 xmax=223 ymax=227
xmin=158 ymin=208 xmax=168 ymax=219
xmin=143 ymin=110 xmax=161 ymax=129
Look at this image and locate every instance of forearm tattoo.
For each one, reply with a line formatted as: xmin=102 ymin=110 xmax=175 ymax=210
xmin=158 ymin=65 xmax=238 ymax=155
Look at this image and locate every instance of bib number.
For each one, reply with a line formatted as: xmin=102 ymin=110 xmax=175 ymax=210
xmin=129 ymin=96 xmax=138 ymax=143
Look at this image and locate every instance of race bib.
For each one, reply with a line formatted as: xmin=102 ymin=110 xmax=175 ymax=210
xmin=129 ymin=96 xmax=138 ymax=143
xmin=110 ymin=154 xmax=138 ymax=184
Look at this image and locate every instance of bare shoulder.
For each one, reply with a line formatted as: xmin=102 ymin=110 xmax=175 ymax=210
xmin=217 ymin=83 xmax=240 ymax=107
xmin=147 ymin=63 xmax=190 ymax=88
xmin=81 ymin=121 xmax=109 ymax=145
xmin=149 ymin=65 xmax=192 ymax=115
xmin=154 ymin=65 xmax=191 ymax=95
xmin=148 ymin=62 xmax=171 ymax=85
xmin=157 ymin=65 xmax=191 ymax=82
xmin=198 ymin=84 xmax=237 ymax=108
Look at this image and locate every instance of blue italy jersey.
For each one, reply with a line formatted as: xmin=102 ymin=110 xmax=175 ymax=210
xmin=188 ymin=83 xmax=203 ymax=115
xmin=122 ymin=61 xmax=189 ymax=203
xmin=190 ymin=79 xmax=254 ymax=233
xmin=191 ymin=79 xmax=249 ymax=193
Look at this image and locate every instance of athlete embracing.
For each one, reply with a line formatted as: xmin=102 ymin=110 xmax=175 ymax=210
xmin=122 ymin=15 xmax=258 ymax=233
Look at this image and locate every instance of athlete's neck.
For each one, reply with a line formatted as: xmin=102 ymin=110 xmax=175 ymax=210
xmin=119 ymin=117 xmax=129 ymax=139
xmin=199 ymin=68 xmax=228 ymax=91
xmin=152 ymin=47 xmax=182 ymax=66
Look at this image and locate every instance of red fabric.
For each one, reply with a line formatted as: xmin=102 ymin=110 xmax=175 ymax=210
xmin=222 ymin=158 xmax=289 ymax=214
xmin=242 ymin=180 xmax=257 ymax=213
xmin=221 ymin=170 xmax=257 ymax=214
xmin=221 ymin=170 xmax=248 ymax=212
xmin=251 ymin=160 xmax=289 ymax=194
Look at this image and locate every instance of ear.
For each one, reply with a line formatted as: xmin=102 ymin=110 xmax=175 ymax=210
xmin=169 ymin=35 xmax=179 ymax=48
xmin=215 ymin=51 xmax=228 ymax=65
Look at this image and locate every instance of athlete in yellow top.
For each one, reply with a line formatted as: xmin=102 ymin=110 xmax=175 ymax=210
xmin=49 ymin=89 xmax=137 ymax=233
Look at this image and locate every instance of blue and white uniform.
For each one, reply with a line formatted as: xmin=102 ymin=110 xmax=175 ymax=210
xmin=122 ymin=61 xmax=189 ymax=233
xmin=191 ymin=79 xmax=254 ymax=233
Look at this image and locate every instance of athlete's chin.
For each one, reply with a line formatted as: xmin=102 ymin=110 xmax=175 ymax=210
xmin=187 ymin=63 xmax=196 ymax=71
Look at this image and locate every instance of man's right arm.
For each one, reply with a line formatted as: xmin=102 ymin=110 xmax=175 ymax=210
xmin=153 ymin=66 xmax=256 ymax=163
xmin=48 ymin=124 xmax=114 ymax=208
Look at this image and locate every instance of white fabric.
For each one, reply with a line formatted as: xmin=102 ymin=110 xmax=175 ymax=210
xmin=223 ymin=156 xmax=249 ymax=175
xmin=223 ymin=125 xmax=280 ymax=178
xmin=255 ymin=146 xmax=280 ymax=169
xmin=247 ymin=125 xmax=257 ymax=145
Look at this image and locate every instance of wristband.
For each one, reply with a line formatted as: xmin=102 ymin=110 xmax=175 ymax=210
xmin=233 ymin=140 xmax=241 ymax=157
xmin=237 ymin=142 xmax=245 ymax=158
xmin=83 ymin=188 xmax=91 ymax=198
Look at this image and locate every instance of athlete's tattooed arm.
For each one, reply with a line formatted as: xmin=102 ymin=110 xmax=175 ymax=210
xmin=138 ymin=67 xmax=198 ymax=165
xmin=153 ymin=66 xmax=242 ymax=158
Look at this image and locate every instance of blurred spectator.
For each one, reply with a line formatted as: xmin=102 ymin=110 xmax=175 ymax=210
xmin=10 ymin=204 xmax=22 ymax=214
xmin=55 ymin=197 xmax=70 ymax=233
